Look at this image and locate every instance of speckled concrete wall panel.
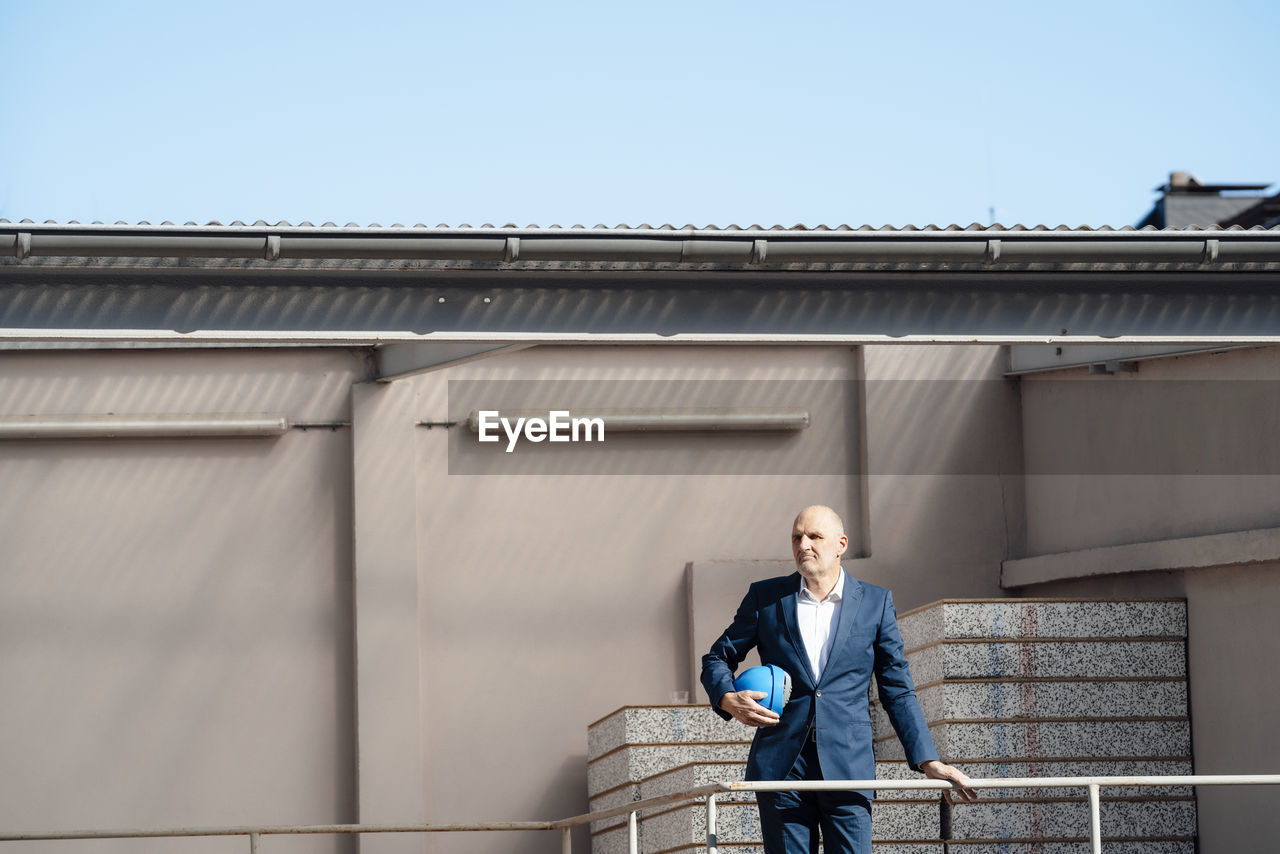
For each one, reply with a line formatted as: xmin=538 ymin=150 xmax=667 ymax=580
xmin=948 ymin=798 xmax=1195 ymax=838
xmin=876 ymin=720 xmax=1190 ymax=761
xmin=645 ymin=801 xmax=761 ymax=849
xmin=622 ymin=800 xmax=938 ymax=852
xmin=873 ymin=679 xmax=1187 ymax=728
xmin=958 ymin=601 xmax=1183 ymax=641
xmin=590 ymin=780 xmax=641 ymax=812
xmin=899 ymin=644 xmax=945 ymax=687
xmin=596 ymin=845 xmax=943 ymax=854
xmin=590 ymin=762 xmax=752 ymax=836
xmin=872 ymin=757 xmax=1193 ymax=800
xmin=898 ymin=601 xmax=1186 ymax=649
xmin=589 ymin=706 xmax=753 ymax=759
xmin=874 ymin=761 xmax=943 ymax=801
xmin=950 ymin=757 xmax=1193 ymax=777
xmin=898 ymin=601 xmax=947 ymax=652
xmin=588 ymin=743 xmax=750 ymax=797
xmin=588 ymin=781 xmax=642 ymax=836
xmin=589 ymin=823 xmax=635 ymax=854
xmin=946 ymin=843 xmax=1192 ymax=854
xmin=592 ymin=761 xmax=935 ymax=835
xmin=872 ymin=800 xmax=942 ymax=840
xmin=641 ymin=761 xmax=751 ymax=800
xmin=588 ymin=707 xmax=629 ymax=758
xmin=592 ymin=801 xmax=763 ymax=854
xmin=951 ymin=758 xmax=1193 ymax=799
xmin=906 ymin=640 xmax=1185 ymax=684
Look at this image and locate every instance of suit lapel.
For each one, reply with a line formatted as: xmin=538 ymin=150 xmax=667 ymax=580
xmin=818 ymin=569 xmax=864 ymax=688
xmin=778 ymin=573 xmax=818 ymax=689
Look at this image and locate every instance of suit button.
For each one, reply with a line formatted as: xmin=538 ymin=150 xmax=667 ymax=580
xmin=815 ymin=690 xmax=823 ymax=697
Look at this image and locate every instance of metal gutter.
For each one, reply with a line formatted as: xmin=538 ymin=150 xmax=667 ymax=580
xmin=3 ymin=223 xmax=1279 ymax=266
xmin=12 ymin=331 xmax=1280 ymax=346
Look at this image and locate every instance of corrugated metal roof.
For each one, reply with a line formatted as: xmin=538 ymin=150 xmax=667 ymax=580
xmin=2 ymin=218 xmax=1279 ymax=345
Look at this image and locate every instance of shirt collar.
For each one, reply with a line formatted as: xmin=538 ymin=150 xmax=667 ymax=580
xmin=798 ymin=569 xmax=845 ymax=603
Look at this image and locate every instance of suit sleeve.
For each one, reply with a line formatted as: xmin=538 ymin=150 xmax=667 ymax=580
xmin=873 ymin=591 xmax=939 ymax=772
xmin=700 ymin=584 xmax=761 ymax=721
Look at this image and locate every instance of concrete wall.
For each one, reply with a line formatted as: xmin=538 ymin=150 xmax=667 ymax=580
xmin=1015 ymin=345 xmax=1280 ymax=851
xmin=7 ymin=340 xmax=1274 ymax=853
xmin=0 ymin=342 xmax=1025 ymax=854
xmin=856 ymin=344 xmax=1023 ymax=605
xmin=406 ymin=346 xmax=864 ymax=854
xmin=0 ymin=348 xmax=364 ymax=854
xmin=1021 ymin=346 xmax=1280 ymax=555
xmin=389 ymin=343 xmax=1021 ymax=854
xmin=1015 ymin=563 xmax=1280 ymax=853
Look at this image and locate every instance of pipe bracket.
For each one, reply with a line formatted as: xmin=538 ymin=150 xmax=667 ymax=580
xmin=504 ymin=237 xmax=520 ymax=263
xmin=1203 ymin=239 xmax=1220 ymax=264
xmin=264 ymin=235 xmax=281 ymax=261
xmin=985 ymin=239 xmax=1002 ymax=265
xmin=16 ymin=232 xmax=31 ymax=260
xmin=750 ymin=239 xmax=768 ymax=265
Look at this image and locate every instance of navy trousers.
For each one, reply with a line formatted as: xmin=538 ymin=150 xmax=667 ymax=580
xmin=756 ymin=735 xmax=873 ymax=854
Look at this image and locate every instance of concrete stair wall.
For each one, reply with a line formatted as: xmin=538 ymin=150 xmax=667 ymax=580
xmin=587 ymin=599 xmax=1192 ymax=853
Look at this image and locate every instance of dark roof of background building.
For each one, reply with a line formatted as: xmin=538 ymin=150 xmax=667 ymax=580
xmin=1137 ymin=172 xmax=1278 ymax=229
xmin=1219 ymin=194 xmax=1280 ymax=230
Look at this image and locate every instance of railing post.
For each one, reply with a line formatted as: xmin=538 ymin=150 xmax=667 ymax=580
xmin=706 ymin=793 xmax=718 ymax=854
xmin=1088 ymin=783 xmax=1102 ymax=854
xmin=561 ymin=826 xmax=572 ymax=854
xmin=249 ymin=832 xmax=260 ymax=854
xmin=627 ymin=810 xmax=638 ymax=854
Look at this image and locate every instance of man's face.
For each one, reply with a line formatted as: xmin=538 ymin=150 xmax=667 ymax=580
xmin=791 ymin=507 xmax=848 ymax=583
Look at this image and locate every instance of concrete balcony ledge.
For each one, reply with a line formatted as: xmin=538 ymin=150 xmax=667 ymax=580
xmin=1001 ymin=525 xmax=1280 ymax=588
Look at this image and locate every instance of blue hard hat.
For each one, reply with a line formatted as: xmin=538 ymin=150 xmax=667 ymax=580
xmin=732 ymin=664 xmax=792 ymax=716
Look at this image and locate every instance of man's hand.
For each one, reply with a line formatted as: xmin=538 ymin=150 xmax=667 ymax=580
xmin=719 ymin=690 xmax=781 ymax=728
xmin=919 ymin=760 xmax=978 ymax=804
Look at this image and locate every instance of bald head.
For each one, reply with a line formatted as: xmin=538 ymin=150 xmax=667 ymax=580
xmin=793 ymin=505 xmax=845 ymax=537
xmin=791 ymin=505 xmax=848 ymax=595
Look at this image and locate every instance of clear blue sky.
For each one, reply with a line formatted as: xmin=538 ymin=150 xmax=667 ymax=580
xmin=2 ymin=0 xmax=1276 ymax=229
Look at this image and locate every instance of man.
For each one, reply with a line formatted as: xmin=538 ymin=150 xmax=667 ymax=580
xmin=701 ymin=505 xmax=975 ymax=853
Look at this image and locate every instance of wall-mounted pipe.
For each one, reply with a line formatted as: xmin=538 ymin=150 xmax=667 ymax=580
xmin=0 ymin=413 xmax=291 ymax=440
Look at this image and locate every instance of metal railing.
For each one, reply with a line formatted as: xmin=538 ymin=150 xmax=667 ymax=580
xmin=3 ymin=774 xmax=1278 ymax=854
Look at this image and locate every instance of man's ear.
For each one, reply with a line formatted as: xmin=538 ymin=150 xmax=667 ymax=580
xmin=837 ymin=535 xmax=848 ymax=556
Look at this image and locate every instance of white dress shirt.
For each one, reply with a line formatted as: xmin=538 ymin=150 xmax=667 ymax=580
xmin=797 ymin=571 xmax=844 ymax=681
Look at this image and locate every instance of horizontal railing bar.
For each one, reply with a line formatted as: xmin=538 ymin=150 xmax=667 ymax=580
xmin=0 ymin=822 xmax=554 ymax=842
xmin=4 ymin=775 xmax=1278 ymax=843
xmin=552 ymin=783 xmax=724 ymax=829
xmin=722 ymin=774 xmax=1280 ymax=793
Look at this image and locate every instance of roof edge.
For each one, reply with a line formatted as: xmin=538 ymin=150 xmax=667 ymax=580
xmin=3 ymin=223 xmax=1280 ymax=268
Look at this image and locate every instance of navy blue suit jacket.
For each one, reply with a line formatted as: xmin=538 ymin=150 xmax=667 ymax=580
xmin=700 ymin=571 xmax=938 ymax=795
